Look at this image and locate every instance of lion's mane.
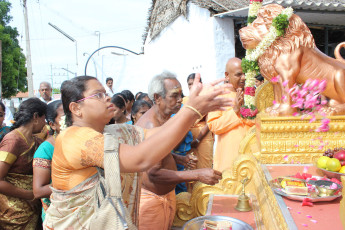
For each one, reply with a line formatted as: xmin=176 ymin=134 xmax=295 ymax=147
xmin=257 ymin=4 xmax=315 ymax=80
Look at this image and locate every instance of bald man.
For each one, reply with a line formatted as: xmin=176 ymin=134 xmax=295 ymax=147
xmin=207 ymin=58 xmax=254 ymax=171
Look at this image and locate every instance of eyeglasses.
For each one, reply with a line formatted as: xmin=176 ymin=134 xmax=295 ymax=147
xmin=76 ymin=92 xmax=109 ymax=103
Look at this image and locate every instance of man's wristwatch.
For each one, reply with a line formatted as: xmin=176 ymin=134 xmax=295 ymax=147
xmin=195 ymin=138 xmax=200 ymax=144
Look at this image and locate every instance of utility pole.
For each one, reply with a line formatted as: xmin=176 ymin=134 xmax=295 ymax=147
xmin=51 ymin=64 xmax=54 ymax=96
xmin=23 ymin=0 xmax=34 ymax=97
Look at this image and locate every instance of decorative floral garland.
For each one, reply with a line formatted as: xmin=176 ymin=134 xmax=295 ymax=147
xmin=240 ymin=5 xmax=294 ymax=119
xmin=59 ymin=115 xmax=67 ymax=132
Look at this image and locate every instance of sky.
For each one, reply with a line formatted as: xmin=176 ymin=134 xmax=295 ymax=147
xmin=9 ymin=0 xmax=152 ymax=93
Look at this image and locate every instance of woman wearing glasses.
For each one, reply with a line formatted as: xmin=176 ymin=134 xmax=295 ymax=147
xmin=43 ymin=75 xmax=232 ymax=229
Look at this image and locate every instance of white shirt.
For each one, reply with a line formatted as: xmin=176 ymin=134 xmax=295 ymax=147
xmin=39 ymin=97 xmax=53 ymax=104
xmin=105 ymin=86 xmax=114 ymax=98
xmin=4 ymin=105 xmax=13 ymax=126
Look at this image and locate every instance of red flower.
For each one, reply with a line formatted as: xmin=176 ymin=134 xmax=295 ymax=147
xmin=240 ymin=106 xmax=258 ymax=119
xmin=330 ymin=178 xmax=341 ymax=185
xmin=244 ymin=87 xmax=256 ymax=96
xmin=302 ymin=198 xmax=313 ymax=207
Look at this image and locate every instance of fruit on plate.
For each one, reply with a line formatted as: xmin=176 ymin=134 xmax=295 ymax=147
xmin=317 ymin=156 xmax=330 ymax=169
xmin=333 ymin=150 xmax=345 ymax=166
xmin=339 ymin=166 xmax=345 ymax=174
xmin=326 ymin=158 xmax=341 ymax=172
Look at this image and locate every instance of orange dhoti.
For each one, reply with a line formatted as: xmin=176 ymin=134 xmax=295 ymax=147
xmin=139 ymin=188 xmax=176 ymax=230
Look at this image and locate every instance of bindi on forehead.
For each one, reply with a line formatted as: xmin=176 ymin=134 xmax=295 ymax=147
xmin=168 ymin=87 xmax=182 ymax=94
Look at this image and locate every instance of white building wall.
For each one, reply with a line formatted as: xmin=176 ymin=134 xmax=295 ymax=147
xmin=143 ymin=3 xmax=235 ymax=94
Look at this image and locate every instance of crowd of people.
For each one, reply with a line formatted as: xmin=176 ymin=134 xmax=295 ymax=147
xmin=0 ymin=57 xmax=260 ymax=230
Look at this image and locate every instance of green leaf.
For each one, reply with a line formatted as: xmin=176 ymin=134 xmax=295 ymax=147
xmin=247 ymin=16 xmax=257 ymax=25
xmin=272 ymin=13 xmax=289 ymax=37
xmin=0 ymin=0 xmax=27 ymax=98
xmin=241 ymin=58 xmax=260 ymax=75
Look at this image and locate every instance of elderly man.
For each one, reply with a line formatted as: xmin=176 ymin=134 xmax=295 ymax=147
xmin=39 ymin=82 xmax=53 ymax=104
xmin=136 ymin=71 xmax=222 ymax=230
xmin=207 ymin=57 xmax=255 ymax=172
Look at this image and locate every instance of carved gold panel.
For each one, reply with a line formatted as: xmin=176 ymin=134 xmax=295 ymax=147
xmin=256 ymin=114 xmax=345 ymax=164
xmin=173 ymin=155 xmax=287 ymax=229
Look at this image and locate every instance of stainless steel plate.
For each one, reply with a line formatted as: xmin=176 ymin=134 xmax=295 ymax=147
xmin=269 ymin=178 xmax=342 ymax=202
xmin=182 ymin=215 xmax=253 ymax=230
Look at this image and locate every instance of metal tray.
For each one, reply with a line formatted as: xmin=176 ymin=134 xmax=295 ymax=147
xmin=182 ymin=215 xmax=253 ymax=230
xmin=269 ymin=177 xmax=342 ymax=202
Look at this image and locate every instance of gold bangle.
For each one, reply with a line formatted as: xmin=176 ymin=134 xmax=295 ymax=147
xmin=185 ymin=105 xmax=203 ymax=119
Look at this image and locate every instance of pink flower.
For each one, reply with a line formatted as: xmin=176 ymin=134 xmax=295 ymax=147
xmin=303 ymin=166 xmax=309 ymax=173
xmin=289 ymin=87 xmax=296 ymax=95
xmin=329 ymin=183 xmax=338 ymax=189
xmin=251 ymin=109 xmax=258 ymax=117
xmin=282 ymin=95 xmax=287 ymax=102
xmin=304 ymin=95 xmax=318 ymax=109
xmin=244 ymin=87 xmax=256 ymax=96
xmin=271 ymin=75 xmax=280 ymax=83
xmin=298 ymin=88 xmax=308 ymax=98
xmin=318 ymin=80 xmax=327 ymax=92
xmin=315 ymin=119 xmax=330 ymax=132
xmin=283 ymin=80 xmax=289 ymax=87
xmin=308 ymin=79 xmax=319 ymax=91
xmin=322 ymin=118 xmax=330 ymax=125
xmin=292 ymin=98 xmax=304 ymax=108
xmin=303 ymin=79 xmax=312 ymax=89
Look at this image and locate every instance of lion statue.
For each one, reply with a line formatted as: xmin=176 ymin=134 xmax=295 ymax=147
xmin=239 ymin=4 xmax=345 ymax=115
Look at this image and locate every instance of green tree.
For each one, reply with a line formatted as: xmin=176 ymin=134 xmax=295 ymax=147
xmin=0 ymin=0 xmax=27 ymax=98
xmin=52 ymin=88 xmax=60 ymax=94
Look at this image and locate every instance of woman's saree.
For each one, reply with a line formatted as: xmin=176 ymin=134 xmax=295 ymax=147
xmin=0 ymin=130 xmax=42 ymax=230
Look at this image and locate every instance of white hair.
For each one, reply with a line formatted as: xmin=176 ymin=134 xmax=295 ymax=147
xmin=148 ymin=71 xmax=177 ymax=103
xmin=39 ymin=81 xmax=52 ymax=89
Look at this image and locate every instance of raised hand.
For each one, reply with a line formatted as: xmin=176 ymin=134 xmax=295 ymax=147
xmin=233 ymin=88 xmax=244 ymax=114
xmin=187 ymin=73 xmax=234 ymax=116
